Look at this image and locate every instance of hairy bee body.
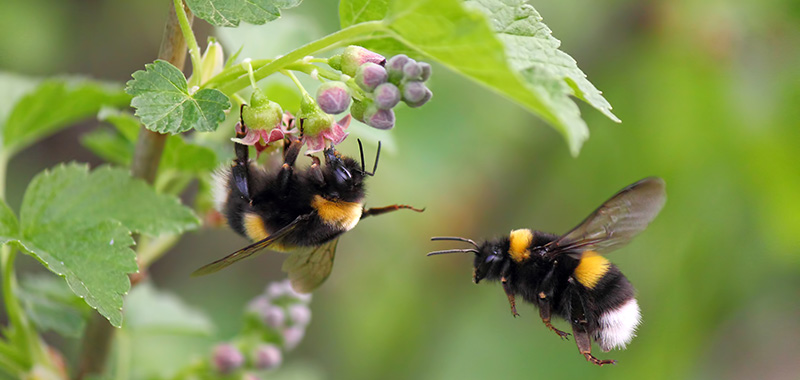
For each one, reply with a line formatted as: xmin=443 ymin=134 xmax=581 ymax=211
xmin=479 ymin=229 xmax=640 ymax=353
xmin=430 ymin=177 xmax=666 ymax=365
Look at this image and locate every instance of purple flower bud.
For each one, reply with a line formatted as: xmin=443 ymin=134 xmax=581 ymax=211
xmin=316 ymin=81 xmax=351 ymax=114
xmin=340 ymin=46 xmax=386 ymax=77
xmin=364 ymin=105 xmax=395 ymax=130
xmin=385 ymin=54 xmax=409 ymax=82
xmin=266 ymin=281 xmax=289 ymax=299
xmin=282 ymin=327 xmax=306 ymax=351
xmin=350 ymin=99 xmax=368 ymax=122
xmin=405 ymin=87 xmax=432 ymax=108
xmin=355 ymin=63 xmax=388 ymax=92
xmin=418 ymin=62 xmax=432 ymax=81
xmin=403 ymin=61 xmax=423 ymax=81
xmin=252 ymin=344 xmax=283 ymax=370
xmin=262 ymin=306 xmax=286 ymax=329
xmin=287 ymin=304 xmax=312 ymax=326
xmin=212 ymin=344 xmax=244 ymax=374
xmin=373 ymin=83 xmax=401 ymax=110
xmin=402 ymin=81 xmax=429 ymax=104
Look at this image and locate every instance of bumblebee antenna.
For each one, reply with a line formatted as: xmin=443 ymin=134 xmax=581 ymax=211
xmin=358 ymin=139 xmax=381 ymax=176
xmin=427 ymin=249 xmax=479 ymax=256
xmin=431 ymin=236 xmax=479 ymax=248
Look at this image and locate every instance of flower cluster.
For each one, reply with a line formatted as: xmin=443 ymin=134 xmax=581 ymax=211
xmin=233 ymin=45 xmax=433 ymax=154
xmin=209 ymin=279 xmax=312 ymax=379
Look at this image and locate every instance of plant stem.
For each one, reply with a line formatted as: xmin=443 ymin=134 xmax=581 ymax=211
xmin=76 ymin=1 xmax=194 ymax=379
xmin=282 ymin=70 xmax=310 ymax=97
xmin=174 ymin=0 xmax=202 ymax=88
xmin=215 ymin=21 xmax=386 ymax=96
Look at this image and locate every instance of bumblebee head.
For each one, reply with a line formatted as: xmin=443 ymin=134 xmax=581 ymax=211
xmin=428 ymin=236 xmax=509 ymax=284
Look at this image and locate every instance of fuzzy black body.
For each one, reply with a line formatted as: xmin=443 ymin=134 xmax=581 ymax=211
xmin=195 ymin=119 xmax=424 ymax=293
xmin=430 ymin=177 xmax=666 ymax=366
xmin=219 ymin=149 xmax=366 ymax=249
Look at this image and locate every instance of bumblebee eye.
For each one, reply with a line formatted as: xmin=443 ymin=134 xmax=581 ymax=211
xmin=334 ymin=166 xmax=352 ymax=184
xmin=485 ymin=254 xmax=500 ymax=263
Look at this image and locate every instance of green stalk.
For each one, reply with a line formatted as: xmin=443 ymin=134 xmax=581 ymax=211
xmin=215 ymin=21 xmax=386 ymax=96
xmin=173 ymin=0 xmax=202 ymax=87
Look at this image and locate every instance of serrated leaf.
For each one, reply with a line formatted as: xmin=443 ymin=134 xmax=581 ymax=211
xmin=18 ymin=274 xmax=90 ymax=337
xmin=124 ymin=282 xmax=213 ymax=335
xmin=186 ymin=0 xmax=303 ymax=27
xmin=0 ymin=75 xmax=130 ymax=156
xmin=339 ymin=0 xmax=618 ymax=155
xmin=7 ymin=164 xmax=201 ymax=326
xmin=126 ymin=60 xmax=230 ymax=134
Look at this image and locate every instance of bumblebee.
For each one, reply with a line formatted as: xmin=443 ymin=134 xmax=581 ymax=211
xmin=193 ymin=111 xmax=423 ymax=293
xmin=429 ymin=178 xmax=666 ymax=366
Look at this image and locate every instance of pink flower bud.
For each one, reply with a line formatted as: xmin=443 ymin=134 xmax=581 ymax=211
xmin=212 ymin=344 xmax=244 ymax=374
xmin=262 ymin=306 xmax=286 ymax=330
xmin=419 ymin=62 xmax=432 ymax=81
xmin=364 ymin=105 xmax=395 ymax=130
xmin=402 ymin=81 xmax=430 ymax=104
xmin=386 ymin=54 xmax=409 ymax=83
xmin=403 ymin=61 xmax=422 ymax=81
xmin=373 ymin=83 xmax=401 ymax=110
xmin=252 ymin=344 xmax=283 ymax=370
xmin=282 ymin=327 xmax=306 ymax=350
xmin=355 ymin=63 xmax=388 ymax=92
xmin=287 ymin=304 xmax=311 ymax=326
xmin=316 ymin=81 xmax=351 ymax=114
xmin=340 ymin=46 xmax=385 ymax=76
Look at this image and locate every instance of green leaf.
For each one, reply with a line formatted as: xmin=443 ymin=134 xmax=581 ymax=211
xmin=1 ymin=75 xmax=130 ymax=156
xmin=339 ymin=0 xmax=618 ymax=155
xmin=124 ymin=282 xmax=213 ymax=335
xmin=80 ymin=129 xmax=134 ymax=166
xmin=0 ymin=199 xmax=18 ymax=244
xmin=186 ymin=0 xmax=303 ymax=27
xmin=126 ymin=60 xmax=230 ymax=134
xmin=18 ymin=274 xmax=90 ymax=338
xmin=8 ymin=164 xmax=201 ymax=326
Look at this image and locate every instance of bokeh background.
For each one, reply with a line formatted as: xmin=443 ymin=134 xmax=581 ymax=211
xmin=2 ymin=0 xmax=799 ymax=379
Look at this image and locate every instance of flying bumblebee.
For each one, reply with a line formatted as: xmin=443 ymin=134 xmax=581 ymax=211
xmin=193 ymin=107 xmax=423 ymax=293
xmin=428 ymin=178 xmax=666 ymax=366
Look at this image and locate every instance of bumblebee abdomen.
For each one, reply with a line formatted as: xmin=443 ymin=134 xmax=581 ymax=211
xmin=576 ymin=264 xmax=641 ymax=352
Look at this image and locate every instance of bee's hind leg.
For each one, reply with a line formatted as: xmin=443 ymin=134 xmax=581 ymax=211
xmin=572 ymin=324 xmax=616 ymax=366
xmin=361 ymin=204 xmax=425 ymax=219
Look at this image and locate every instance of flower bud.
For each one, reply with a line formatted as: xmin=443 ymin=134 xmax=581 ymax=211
xmin=355 ymin=63 xmax=388 ymax=92
xmin=327 ymin=54 xmax=342 ymax=71
xmin=316 ymin=81 xmax=351 ymax=114
xmin=242 ymin=89 xmax=283 ymax=130
xmin=252 ymin=344 xmax=283 ymax=370
xmin=282 ymin=327 xmax=306 ymax=350
xmin=403 ymin=61 xmax=423 ymax=81
xmin=340 ymin=46 xmax=385 ymax=77
xmin=212 ymin=344 xmax=244 ymax=374
xmin=418 ymin=62 xmax=432 ymax=81
xmin=364 ymin=104 xmax=395 ymax=130
xmin=385 ymin=54 xmax=409 ymax=83
xmin=373 ymin=83 xmax=400 ymax=110
xmin=298 ymin=94 xmax=335 ymax=137
xmin=401 ymin=81 xmax=429 ymax=104
xmin=262 ymin=305 xmax=286 ymax=330
xmin=266 ymin=280 xmax=291 ymax=299
xmin=349 ymin=99 xmax=368 ymax=123
xmin=287 ymin=304 xmax=311 ymax=326
xmin=196 ymin=38 xmax=224 ymax=85
xmin=405 ymin=87 xmax=432 ymax=108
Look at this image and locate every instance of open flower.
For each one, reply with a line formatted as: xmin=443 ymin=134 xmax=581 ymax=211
xmin=303 ymin=114 xmax=351 ymax=154
xmin=232 ymin=113 xmax=298 ymax=155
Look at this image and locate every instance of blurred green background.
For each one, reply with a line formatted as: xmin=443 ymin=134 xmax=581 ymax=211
xmin=2 ymin=0 xmax=799 ymax=379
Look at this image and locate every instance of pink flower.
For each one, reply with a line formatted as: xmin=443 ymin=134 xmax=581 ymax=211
xmin=232 ymin=112 xmax=299 ymax=156
xmin=303 ymin=114 xmax=351 ymax=154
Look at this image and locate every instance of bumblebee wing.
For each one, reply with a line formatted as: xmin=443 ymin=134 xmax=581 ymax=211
xmin=546 ymin=177 xmax=666 ymax=256
xmin=191 ymin=215 xmax=307 ymax=277
xmin=281 ymin=237 xmax=340 ymax=294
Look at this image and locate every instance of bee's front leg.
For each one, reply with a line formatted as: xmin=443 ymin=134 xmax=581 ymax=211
xmin=277 ymin=138 xmax=303 ymax=191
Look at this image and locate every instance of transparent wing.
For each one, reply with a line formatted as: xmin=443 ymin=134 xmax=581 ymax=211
xmin=191 ymin=215 xmax=307 ymax=277
xmin=545 ymin=177 xmax=666 ymax=256
xmin=281 ymin=237 xmax=340 ymax=294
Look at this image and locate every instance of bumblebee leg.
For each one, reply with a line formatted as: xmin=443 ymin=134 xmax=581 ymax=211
xmin=501 ymin=277 xmax=520 ymax=317
xmin=537 ymin=296 xmax=570 ymax=340
xmin=572 ymin=323 xmax=616 ymax=366
xmin=308 ymin=155 xmax=325 ymax=186
xmin=361 ymin=204 xmax=425 ymax=219
xmin=277 ymin=138 xmax=303 ymax=191
xmin=232 ymin=121 xmax=251 ymax=200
